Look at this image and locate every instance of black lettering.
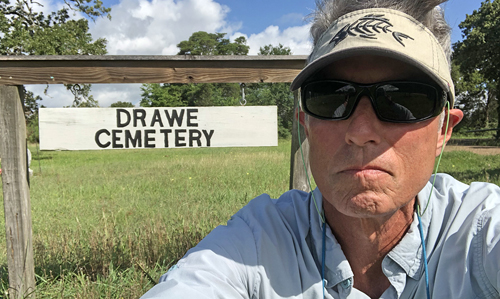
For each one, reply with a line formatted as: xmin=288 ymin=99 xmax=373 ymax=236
xmin=144 ymin=130 xmax=156 ymax=148
xmin=95 ymin=129 xmax=111 ymax=148
xmin=203 ymin=130 xmax=214 ymax=147
xmin=189 ymin=129 xmax=202 ymax=147
xmin=117 ymin=109 xmax=131 ymax=128
xmin=112 ymin=130 xmax=123 ymax=148
xmin=125 ymin=130 xmax=142 ymax=148
xmin=160 ymin=129 xmax=172 ymax=147
xmin=187 ymin=109 xmax=198 ymax=127
xmin=150 ymin=109 xmax=164 ymax=127
xmin=165 ymin=109 xmax=185 ymax=127
xmin=133 ymin=109 xmax=147 ymax=127
xmin=175 ymin=129 xmax=187 ymax=147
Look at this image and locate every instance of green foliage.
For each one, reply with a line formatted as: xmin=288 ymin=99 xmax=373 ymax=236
xmin=0 ymin=0 xmax=110 ymax=55
xmin=453 ymin=0 xmax=500 ymax=137
xmin=259 ymin=43 xmax=292 ymax=55
xmin=141 ymin=83 xmax=188 ymax=107
xmin=23 ymin=87 xmax=42 ymax=120
xmin=245 ymin=44 xmax=295 ymax=138
xmin=140 ymin=83 xmax=240 ymax=107
xmin=68 ymin=84 xmax=100 ymax=107
xmin=0 ymin=0 xmax=111 ymax=108
xmin=177 ymin=31 xmax=249 ymax=55
xmin=141 ymin=36 xmax=296 ymax=138
xmin=27 ymin=114 xmax=39 ymax=143
xmin=23 ymin=87 xmax=43 ymax=143
xmin=246 ymin=82 xmax=294 ymax=138
xmin=453 ymin=0 xmax=500 ymax=83
xmin=141 ymin=31 xmax=247 ymax=108
xmin=451 ymin=61 xmax=498 ymax=131
xmin=110 ymin=101 xmax=135 ymax=108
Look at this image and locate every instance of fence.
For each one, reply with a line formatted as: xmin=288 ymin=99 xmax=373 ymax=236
xmin=0 ymin=55 xmax=310 ymax=298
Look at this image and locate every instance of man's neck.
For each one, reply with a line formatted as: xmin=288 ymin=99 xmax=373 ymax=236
xmin=323 ymin=198 xmax=415 ymax=299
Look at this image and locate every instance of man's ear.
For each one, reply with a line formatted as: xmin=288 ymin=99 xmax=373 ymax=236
xmin=436 ymin=108 xmax=464 ymax=156
xmin=296 ymin=109 xmax=309 ymax=137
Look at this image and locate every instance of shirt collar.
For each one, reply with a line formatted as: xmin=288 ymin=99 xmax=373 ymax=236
xmin=308 ymin=181 xmax=435 ymax=290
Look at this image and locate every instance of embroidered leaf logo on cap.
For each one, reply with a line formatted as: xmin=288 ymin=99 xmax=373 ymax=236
xmin=329 ymin=14 xmax=414 ymax=48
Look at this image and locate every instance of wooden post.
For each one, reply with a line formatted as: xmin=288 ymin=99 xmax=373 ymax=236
xmin=0 ymin=86 xmax=36 ymax=299
xmin=289 ymin=90 xmax=310 ymax=191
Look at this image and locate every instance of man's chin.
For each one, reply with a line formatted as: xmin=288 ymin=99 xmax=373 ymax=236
xmin=328 ymin=193 xmax=402 ymax=219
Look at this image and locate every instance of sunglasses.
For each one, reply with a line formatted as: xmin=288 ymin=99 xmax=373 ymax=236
xmin=301 ymin=80 xmax=448 ymax=123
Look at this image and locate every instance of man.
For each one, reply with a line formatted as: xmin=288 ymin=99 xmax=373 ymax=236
xmin=142 ymin=0 xmax=500 ymax=298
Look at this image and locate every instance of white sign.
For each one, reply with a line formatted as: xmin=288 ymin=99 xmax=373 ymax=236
xmin=39 ymin=106 xmax=277 ymax=150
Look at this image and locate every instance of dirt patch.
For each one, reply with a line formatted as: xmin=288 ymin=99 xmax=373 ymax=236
xmin=445 ymin=145 xmax=500 ymax=155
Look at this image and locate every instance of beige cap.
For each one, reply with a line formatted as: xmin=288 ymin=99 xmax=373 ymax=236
xmin=291 ymin=8 xmax=454 ymax=105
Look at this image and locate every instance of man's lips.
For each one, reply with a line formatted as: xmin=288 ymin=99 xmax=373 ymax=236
xmin=339 ymin=166 xmax=391 ymax=176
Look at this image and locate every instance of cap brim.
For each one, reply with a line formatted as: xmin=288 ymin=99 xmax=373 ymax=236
xmin=291 ymin=8 xmax=454 ymax=105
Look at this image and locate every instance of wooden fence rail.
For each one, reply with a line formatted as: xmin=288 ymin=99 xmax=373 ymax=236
xmin=0 ymin=55 xmax=307 ymax=85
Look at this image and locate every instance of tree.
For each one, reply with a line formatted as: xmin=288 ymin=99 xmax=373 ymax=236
xmin=141 ymin=83 xmax=190 ymax=107
xmin=110 ymin=101 xmax=135 ymax=108
xmin=0 ymin=0 xmax=111 ymax=109
xmin=23 ymin=88 xmax=44 ymax=143
xmin=245 ymin=44 xmax=295 ymax=138
xmin=451 ymin=61 xmax=497 ymax=131
xmin=453 ymin=0 xmax=500 ymax=137
xmin=259 ymin=43 xmax=292 ymax=56
xmin=177 ymin=31 xmax=249 ymax=55
xmin=141 ymin=32 xmax=248 ymax=108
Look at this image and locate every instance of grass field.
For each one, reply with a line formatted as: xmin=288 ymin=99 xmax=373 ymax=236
xmin=1 ymin=140 xmax=500 ymax=298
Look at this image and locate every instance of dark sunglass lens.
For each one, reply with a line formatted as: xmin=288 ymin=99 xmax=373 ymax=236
xmin=304 ymin=82 xmax=356 ymax=118
xmin=375 ymin=83 xmax=438 ymax=121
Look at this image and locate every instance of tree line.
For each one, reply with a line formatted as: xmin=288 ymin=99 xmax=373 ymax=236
xmin=139 ymin=33 xmax=294 ymax=138
xmin=9 ymin=0 xmax=500 ymax=141
xmin=452 ymin=0 xmax=500 ymax=137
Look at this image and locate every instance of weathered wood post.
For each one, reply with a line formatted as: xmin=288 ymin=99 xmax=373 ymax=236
xmin=289 ymin=89 xmax=310 ymax=191
xmin=0 ymin=86 xmax=36 ymax=299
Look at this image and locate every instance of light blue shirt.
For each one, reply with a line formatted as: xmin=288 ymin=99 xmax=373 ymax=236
xmin=141 ymin=174 xmax=500 ymax=298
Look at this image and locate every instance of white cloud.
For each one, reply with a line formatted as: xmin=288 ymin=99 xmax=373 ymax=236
xmin=91 ymin=84 xmax=144 ymax=107
xmin=90 ymin=0 xmax=239 ymax=55
xmin=26 ymin=85 xmax=74 ymax=108
xmin=26 ymin=84 xmax=143 ymax=108
xmin=232 ymin=24 xmax=312 ymax=55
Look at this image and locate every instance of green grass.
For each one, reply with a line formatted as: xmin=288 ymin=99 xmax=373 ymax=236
xmin=438 ymin=150 xmax=500 ymax=184
xmin=1 ymin=141 xmax=293 ymax=298
xmin=1 ymin=141 xmax=500 ymax=298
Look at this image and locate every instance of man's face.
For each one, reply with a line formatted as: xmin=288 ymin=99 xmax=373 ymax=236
xmin=300 ymin=56 xmax=452 ymax=219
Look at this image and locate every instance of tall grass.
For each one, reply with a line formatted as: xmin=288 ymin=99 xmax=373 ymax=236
xmin=1 ymin=141 xmax=292 ymax=298
xmin=0 ymin=142 xmax=499 ymax=298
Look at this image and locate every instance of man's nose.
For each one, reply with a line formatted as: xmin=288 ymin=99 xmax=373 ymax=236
xmin=344 ymin=96 xmax=383 ymax=146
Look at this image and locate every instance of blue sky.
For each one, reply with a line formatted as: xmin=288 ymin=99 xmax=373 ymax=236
xmin=30 ymin=0 xmax=483 ymax=107
xmin=214 ymin=0 xmax=482 ymax=44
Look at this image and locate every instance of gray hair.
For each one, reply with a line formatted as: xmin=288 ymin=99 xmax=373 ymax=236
xmin=438 ymin=111 xmax=445 ymax=132
xmin=308 ymin=0 xmax=452 ymax=66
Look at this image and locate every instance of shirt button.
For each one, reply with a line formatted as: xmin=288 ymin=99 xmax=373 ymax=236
xmin=340 ymin=278 xmax=352 ymax=289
